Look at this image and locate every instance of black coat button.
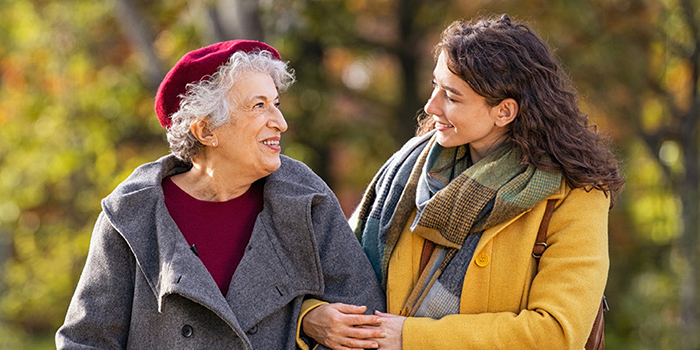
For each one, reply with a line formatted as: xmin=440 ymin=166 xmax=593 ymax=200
xmin=247 ymin=325 xmax=258 ymax=335
xmin=181 ymin=325 xmax=193 ymax=338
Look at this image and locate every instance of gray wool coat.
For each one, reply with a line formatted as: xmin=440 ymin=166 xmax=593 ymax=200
xmin=56 ymin=154 xmax=385 ymax=349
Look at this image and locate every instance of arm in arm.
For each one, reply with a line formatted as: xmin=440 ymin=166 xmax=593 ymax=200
xmin=298 ymin=190 xmax=387 ymax=350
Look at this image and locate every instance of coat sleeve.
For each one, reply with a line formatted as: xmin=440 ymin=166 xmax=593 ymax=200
xmin=295 ymin=189 xmax=387 ymax=350
xmin=401 ymin=188 xmax=610 ymax=349
xmin=309 ymin=189 xmax=386 ymax=314
xmin=56 ymin=212 xmax=135 ymax=349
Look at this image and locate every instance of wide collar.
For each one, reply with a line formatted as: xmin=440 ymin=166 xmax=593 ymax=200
xmin=101 ymin=154 xmax=327 ymax=333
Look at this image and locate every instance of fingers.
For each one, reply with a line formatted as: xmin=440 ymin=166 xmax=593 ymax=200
xmin=331 ymin=336 xmax=380 ymax=350
xmin=354 ymin=325 xmax=387 ymax=338
xmin=303 ymin=303 xmax=387 ymax=350
xmin=328 ymin=303 xmax=381 ymax=326
xmin=346 ymin=313 xmax=382 ymax=326
xmin=333 ymin=303 xmax=367 ymax=314
xmin=321 ymin=326 xmax=382 ymax=350
xmin=374 ymin=311 xmax=394 ymax=317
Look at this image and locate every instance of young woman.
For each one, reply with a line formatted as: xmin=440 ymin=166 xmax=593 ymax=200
xmin=302 ymin=14 xmax=623 ymax=349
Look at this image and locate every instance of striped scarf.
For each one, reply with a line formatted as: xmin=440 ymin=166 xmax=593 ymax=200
xmin=353 ymin=132 xmax=562 ymax=318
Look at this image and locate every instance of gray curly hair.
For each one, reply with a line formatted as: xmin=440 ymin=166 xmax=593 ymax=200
xmin=166 ymin=50 xmax=295 ymax=162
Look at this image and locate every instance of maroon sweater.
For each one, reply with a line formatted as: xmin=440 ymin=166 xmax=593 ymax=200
xmin=162 ymin=177 xmax=263 ymax=295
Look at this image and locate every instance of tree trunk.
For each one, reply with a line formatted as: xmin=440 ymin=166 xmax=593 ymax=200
xmin=395 ymin=0 xmax=423 ymax=143
xmin=677 ymin=2 xmax=700 ymax=347
xmin=679 ymin=133 xmax=699 ymax=349
xmin=112 ymin=0 xmax=165 ymax=91
xmin=213 ymin=0 xmax=264 ymax=41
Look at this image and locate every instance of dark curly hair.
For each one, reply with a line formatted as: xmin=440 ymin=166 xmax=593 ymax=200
xmin=417 ymin=14 xmax=624 ymax=202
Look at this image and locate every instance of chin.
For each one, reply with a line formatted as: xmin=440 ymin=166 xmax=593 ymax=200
xmin=262 ymin=157 xmax=282 ymax=174
xmin=436 ymin=131 xmax=471 ymax=148
xmin=435 ymin=135 xmax=458 ymax=148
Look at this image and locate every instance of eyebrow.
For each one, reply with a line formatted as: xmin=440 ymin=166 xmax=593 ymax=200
xmin=246 ymin=94 xmax=280 ymax=105
xmin=443 ymin=85 xmax=463 ymax=97
xmin=433 ymin=75 xmax=463 ymax=97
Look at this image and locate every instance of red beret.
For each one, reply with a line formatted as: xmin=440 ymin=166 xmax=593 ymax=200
xmin=155 ymin=40 xmax=281 ymax=129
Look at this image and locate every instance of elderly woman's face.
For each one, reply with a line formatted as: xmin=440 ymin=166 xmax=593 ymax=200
xmin=214 ymin=70 xmax=287 ymax=179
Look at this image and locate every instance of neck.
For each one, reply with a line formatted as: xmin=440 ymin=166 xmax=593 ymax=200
xmin=171 ymin=155 xmax=256 ymax=202
xmin=469 ymin=134 xmax=508 ymax=164
xmin=469 ymin=146 xmax=485 ymax=164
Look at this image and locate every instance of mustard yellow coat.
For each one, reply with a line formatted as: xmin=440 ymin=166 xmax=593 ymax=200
xmin=387 ymin=182 xmax=610 ymax=349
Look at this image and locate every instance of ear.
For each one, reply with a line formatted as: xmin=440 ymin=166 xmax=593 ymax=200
xmin=189 ymin=119 xmax=218 ymax=147
xmin=492 ymin=98 xmax=518 ymax=127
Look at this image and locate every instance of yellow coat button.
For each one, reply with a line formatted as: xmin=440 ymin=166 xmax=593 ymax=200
xmin=475 ymin=252 xmax=490 ymax=267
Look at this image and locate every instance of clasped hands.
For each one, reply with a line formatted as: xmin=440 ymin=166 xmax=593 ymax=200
xmin=302 ymin=303 xmax=406 ymax=350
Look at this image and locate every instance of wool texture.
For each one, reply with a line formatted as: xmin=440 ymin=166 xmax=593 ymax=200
xmin=355 ymin=131 xmax=562 ymax=318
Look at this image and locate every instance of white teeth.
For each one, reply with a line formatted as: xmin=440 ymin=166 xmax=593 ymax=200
xmin=262 ymin=140 xmax=279 ymax=145
xmin=436 ymin=121 xmax=454 ymax=128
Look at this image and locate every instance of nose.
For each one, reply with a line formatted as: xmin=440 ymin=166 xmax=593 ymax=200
xmin=268 ymin=107 xmax=288 ymax=132
xmin=424 ymin=90 xmax=441 ymax=116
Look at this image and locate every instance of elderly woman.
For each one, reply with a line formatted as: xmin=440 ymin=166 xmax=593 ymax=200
xmin=56 ymin=40 xmax=384 ymax=349
xmin=302 ymin=14 xmax=623 ymax=349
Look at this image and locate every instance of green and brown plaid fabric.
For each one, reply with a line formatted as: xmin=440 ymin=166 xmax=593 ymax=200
xmin=355 ymin=132 xmax=562 ymax=318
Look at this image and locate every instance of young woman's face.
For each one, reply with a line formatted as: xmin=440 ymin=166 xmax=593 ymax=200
xmin=424 ymin=52 xmax=508 ymax=154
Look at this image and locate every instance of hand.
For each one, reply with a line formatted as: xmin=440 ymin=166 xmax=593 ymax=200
xmin=373 ymin=311 xmax=406 ymax=350
xmin=303 ymin=303 xmax=385 ymax=350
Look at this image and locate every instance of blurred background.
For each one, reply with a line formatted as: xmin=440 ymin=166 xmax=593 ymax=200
xmin=0 ymin=0 xmax=698 ymax=348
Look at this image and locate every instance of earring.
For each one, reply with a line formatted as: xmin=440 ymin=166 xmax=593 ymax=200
xmin=212 ymin=141 xmax=217 ymax=147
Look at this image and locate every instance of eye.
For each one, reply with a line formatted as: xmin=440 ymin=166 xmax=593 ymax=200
xmin=254 ymin=102 xmax=264 ymax=109
xmin=431 ymin=79 xmax=437 ymax=88
xmin=274 ymin=101 xmax=281 ymax=108
xmin=445 ymin=93 xmax=457 ymax=103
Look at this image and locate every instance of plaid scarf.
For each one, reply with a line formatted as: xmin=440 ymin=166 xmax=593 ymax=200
xmin=354 ymin=132 xmax=562 ymax=318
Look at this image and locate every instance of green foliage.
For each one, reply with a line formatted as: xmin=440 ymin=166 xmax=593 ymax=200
xmin=626 ymin=141 xmax=680 ymax=244
xmin=0 ymin=0 xmax=167 ymax=345
xmin=1 ymin=0 xmax=698 ymax=348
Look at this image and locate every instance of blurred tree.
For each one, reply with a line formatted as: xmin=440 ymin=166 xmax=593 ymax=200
xmin=0 ymin=0 xmax=173 ymax=346
xmin=112 ymin=0 xmax=165 ymax=90
xmin=0 ymin=0 xmax=696 ymax=349
xmin=510 ymin=0 xmax=700 ymax=348
xmin=639 ymin=1 xmax=700 ymax=348
xmin=254 ymin=0 xmax=455 ymax=211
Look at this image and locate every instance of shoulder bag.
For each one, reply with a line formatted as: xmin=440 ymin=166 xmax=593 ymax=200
xmin=532 ymin=199 xmax=608 ymax=350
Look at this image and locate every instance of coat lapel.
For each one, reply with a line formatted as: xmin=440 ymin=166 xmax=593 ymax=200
xmin=225 ymin=212 xmax=301 ymax=332
xmin=102 ymin=155 xmax=250 ymax=340
xmin=161 ymin=235 xmax=245 ymax=334
xmin=226 ymin=168 xmax=325 ymax=332
xmin=102 ymin=155 xmax=328 ymax=338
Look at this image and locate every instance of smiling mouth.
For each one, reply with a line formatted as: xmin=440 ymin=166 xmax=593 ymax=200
xmin=435 ymin=121 xmax=454 ymax=129
xmin=261 ymin=140 xmax=280 ymax=146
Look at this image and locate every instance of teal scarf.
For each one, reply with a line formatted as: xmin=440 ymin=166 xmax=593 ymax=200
xmin=354 ymin=132 xmax=562 ymax=318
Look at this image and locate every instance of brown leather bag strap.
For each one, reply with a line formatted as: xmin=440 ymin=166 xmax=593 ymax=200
xmin=532 ymin=199 xmax=557 ymax=260
xmin=418 ymin=240 xmax=436 ymax=276
xmin=585 ymin=296 xmax=608 ymax=350
xmin=531 ymin=198 xmax=607 ymax=350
